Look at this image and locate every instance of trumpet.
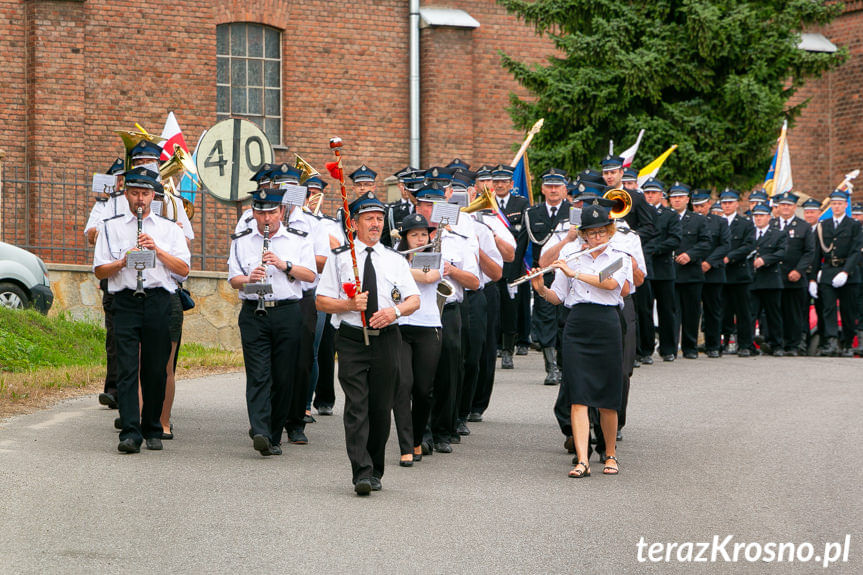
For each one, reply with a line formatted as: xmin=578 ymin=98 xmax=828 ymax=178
xmin=603 ymin=188 xmax=632 ymax=219
xmin=134 ymin=207 xmax=146 ymax=298
xmin=508 ymin=241 xmax=612 ymax=288
xmin=255 ymin=224 xmax=271 ymax=317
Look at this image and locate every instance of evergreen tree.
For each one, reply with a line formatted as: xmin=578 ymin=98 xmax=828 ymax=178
xmin=499 ymin=0 xmax=846 ymax=188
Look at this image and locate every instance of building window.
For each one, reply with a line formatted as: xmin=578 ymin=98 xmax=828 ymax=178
xmin=216 ymin=23 xmax=282 ymax=145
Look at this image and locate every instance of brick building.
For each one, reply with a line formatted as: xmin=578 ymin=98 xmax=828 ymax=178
xmin=0 ymin=0 xmax=860 ymax=270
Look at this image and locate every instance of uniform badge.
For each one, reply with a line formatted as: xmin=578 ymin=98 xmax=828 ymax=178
xmin=391 ymin=286 xmax=402 ymax=303
xmin=789 ymin=229 xmax=795 ymax=238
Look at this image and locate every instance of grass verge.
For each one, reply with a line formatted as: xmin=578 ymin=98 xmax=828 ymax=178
xmin=0 ymin=308 xmax=243 ymax=420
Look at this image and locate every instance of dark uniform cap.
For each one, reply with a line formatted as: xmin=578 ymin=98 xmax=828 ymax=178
xmin=600 ymin=155 xmax=624 ymax=171
xmin=719 ymin=188 xmax=740 ymax=201
xmin=400 ymin=213 xmax=434 ymax=234
xmin=475 ymin=165 xmax=495 ymax=181
xmin=621 ymin=167 xmax=638 ymax=182
xmin=641 ymin=178 xmax=666 ymax=193
xmin=802 ymin=198 xmax=821 ymax=210
xmin=451 ymin=171 xmax=474 ymax=191
xmin=425 ymin=166 xmax=454 ymax=184
xmin=249 ymin=187 xmax=286 ymax=211
xmin=129 ymin=140 xmax=163 ymax=161
xmin=577 ymin=168 xmax=605 ymax=185
xmin=579 ymin=204 xmax=612 ymax=229
xmin=491 ymin=164 xmax=515 ymax=181
xmin=829 ymin=189 xmax=850 ymax=201
xmin=748 ymin=190 xmax=769 ymax=203
xmin=541 ymin=168 xmax=568 ymax=185
xmin=691 ymin=191 xmax=711 ymax=205
xmin=710 ymin=202 xmax=723 ymax=213
xmin=348 ymin=190 xmax=386 ymax=215
xmin=250 ymin=163 xmax=275 ymax=184
xmin=106 ymin=157 xmax=125 ymax=175
xmin=751 ymin=203 xmax=771 ymax=215
xmin=304 ymin=175 xmax=326 ymax=191
xmin=415 ymin=182 xmax=447 ymax=201
xmin=668 ymin=182 xmax=691 ymax=197
xmin=851 ymin=203 xmax=863 ymax=215
xmin=573 ymin=179 xmax=608 ymax=200
xmin=124 ymin=166 xmax=164 ymax=194
xmin=348 ymin=165 xmax=377 ymax=183
xmin=394 ymin=166 xmax=418 ymax=180
xmin=446 ymin=158 xmax=471 ymax=171
xmin=271 ymin=163 xmax=301 ymax=184
xmin=775 ymin=191 xmax=799 ymax=205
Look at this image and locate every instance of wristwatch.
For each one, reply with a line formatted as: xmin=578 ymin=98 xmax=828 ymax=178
xmin=393 ymin=306 xmax=402 ymax=319
xmin=284 ymin=261 xmax=293 ymax=275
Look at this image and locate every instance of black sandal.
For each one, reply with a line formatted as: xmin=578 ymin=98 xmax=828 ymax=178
xmin=568 ymin=461 xmax=590 ymax=478
xmin=603 ymin=455 xmax=619 ymax=475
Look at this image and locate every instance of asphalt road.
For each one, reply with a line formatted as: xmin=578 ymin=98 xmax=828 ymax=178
xmin=1 ymin=352 xmax=861 ymax=574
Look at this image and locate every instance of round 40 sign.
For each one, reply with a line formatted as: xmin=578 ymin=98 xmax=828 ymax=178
xmin=196 ymin=119 xmax=274 ymax=202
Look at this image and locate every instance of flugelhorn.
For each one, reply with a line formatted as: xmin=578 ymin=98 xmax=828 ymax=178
xmin=461 ymin=188 xmax=496 ymax=214
xmin=160 ymin=145 xmax=197 ymax=220
xmin=603 ymin=188 xmax=632 ymax=219
xmin=295 ymin=154 xmax=319 ymax=184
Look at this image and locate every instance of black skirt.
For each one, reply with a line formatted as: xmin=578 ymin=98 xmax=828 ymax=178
xmin=561 ymin=303 xmax=623 ymax=410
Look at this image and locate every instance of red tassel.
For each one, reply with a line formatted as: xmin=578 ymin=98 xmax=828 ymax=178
xmin=325 ymin=161 xmax=341 ymax=180
xmin=342 ymin=282 xmax=357 ymax=298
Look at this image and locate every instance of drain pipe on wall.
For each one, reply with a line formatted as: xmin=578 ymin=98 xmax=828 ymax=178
xmin=409 ymin=0 xmax=420 ymax=168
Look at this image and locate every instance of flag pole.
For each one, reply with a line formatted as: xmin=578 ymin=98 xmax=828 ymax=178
xmin=770 ymin=120 xmax=788 ymax=197
xmin=510 ymin=118 xmax=544 ymax=167
xmin=524 ymin=153 xmax=534 ymax=206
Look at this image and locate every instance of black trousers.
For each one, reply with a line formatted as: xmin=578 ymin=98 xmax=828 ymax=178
xmin=619 ymin=295 xmax=636 ymax=429
xmin=723 ymin=283 xmax=754 ymax=350
xmin=497 ymin=280 xmax=517 ymax=352
xmin=531 ymin=274 xmax=559 ymax=349
xmin=313 ymin=316 xmax=336 ymax=409
xmin=652 ymin=279 xmax=676 ymax=356
xmin=394 ymin=325 xmax=441 ymax=454
xmin=336 ymin=324 xmax=401 ymax=483
xmin=781 ymin=287 xmax=807 ymax=350
xmin=634 ymin=279 xmax=655 ymax=357
xmin=460 ymin=289 xmax=487 ymax=420
xmin=472 ymin=282 xmax=500 ymax=414
xmin=113 ymin=289 xmax=172 ymax=445
xmin=285 ymin=291 xmax=317 ymax=432
xmin=701 ymin=283 xmax=724 ymax=352
xmin=517 ymin=281 xmax=531 ymax=345
xmin=239 ymin=301 xmax=301 ymax=445
xmin=431 ymin=303 xmax=463 ymax=441
xmin=819 ymin=282 xmax=859 ymax=346
xmin=674 ymin=282 xmax=703 ymax=355
xmin=100 ymin=282 xmax=118 ymax=397
xmin=750 ymin=288 xmax=783 ymax=349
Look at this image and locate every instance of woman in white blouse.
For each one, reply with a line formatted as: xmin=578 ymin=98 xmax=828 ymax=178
xmin=531 ymin=204 xmax=629 ymax=478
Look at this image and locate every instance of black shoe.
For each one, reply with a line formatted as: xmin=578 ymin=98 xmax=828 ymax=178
xmin=501 ymin=351 xmax=514 ymax=369
xmin=707 ymin=349 xmax=720 ymax=358
xmin=161 ymin=423 xmax=174 ymax=440
xmin=633 ymin=359 xmax=641 ymax=368
xmin=841 ymin=347 xmax=854 ymax=358
xmin=784 ymin=348 xmax=799 ymax=357
xmin=265 ymin=444 xmax=281 ymax=455
xmin=98 ymin=392 xmax=118 ymax=409
xmin=399 ymin=458 xmax=413 ymax=467
xmin=413 ymin=451 xmax=422 ymax=462
xmin=248 ymin=428 xmax=254 ymax=440
xmin=616 ymin=430 xmax=623 ymax=441
xmin=564 ymin=435 xmax=575 ymax=453
xmin=316 ymin=405 xmax=334 ymax=416
xmin=303 ymin=413 xmax=316 ymax=424
xmin=449 ymin=433 xmax=461 ymax=444
xmin=421 ymin=440 xmax=433 ymax=455
xmin=467 ymin=412 xmax=483 ymax=422
xmin=117 ymin=438 xmax=140 ymax=454
xmin=640 ymin=355 xmax=654 ymax=365
xmin=354 ymin=478 xmax=372 ymax=496
xmin=737 ymin=348 xmax=751 ymax=357
xmin=456 ymin=421 xmax=470 ymax=436
xmin=496 ymin=348 xmax=502 ymax=358
xmin=370 ymin=477 xmax=382 ymax=491
xmin=683 ymin=351 xmax=697 ymax=359
xmin=145 ymin=437 xmax=163 ymax=451
xmin=114 ymin=417 xmax=122 ymax=430
xmin=288 ymin=429 xmax=309 ymax=445
xmin=662 ymin=354 xmax=675 ymax=362
xmin=253 ymin=434 xmax=274 ymax=456
xmin=433 ymin=441 xmax=452 ymax=453
xmin=516 ymin=344 xmax=529 ymax=356
xmin=772 ymin=348 xmax=785 ymax=357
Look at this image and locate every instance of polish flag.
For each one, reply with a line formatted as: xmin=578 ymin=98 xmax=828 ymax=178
xmin=619 ymin=129 xmax=644 ymax=168
xmin=159 ymin=111 xmax=190 ymax=161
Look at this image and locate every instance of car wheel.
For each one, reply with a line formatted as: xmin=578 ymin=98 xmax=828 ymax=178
xmin=0 ymin=282 xmax=29 ymax=309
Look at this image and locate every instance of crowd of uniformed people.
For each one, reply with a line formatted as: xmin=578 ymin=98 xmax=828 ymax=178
xmin=87 ymin=142 xmax=863 ymax=492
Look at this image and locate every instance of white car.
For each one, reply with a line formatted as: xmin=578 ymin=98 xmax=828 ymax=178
xmin=0 ymin=241 xmax=54 ymax=313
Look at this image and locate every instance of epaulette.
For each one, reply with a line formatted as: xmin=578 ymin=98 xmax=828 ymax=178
xmin=245 ymin=215 xmax=254 ymax=223
xmin=617 ymin=226 xmax=633 ymax=234
xmin=321 ymin=214 xmax=339 ymax=223
xmin=446 ymin=229 xmax=469 ymax=240
xmin=384 ymin=244 xmax=400 ymax=253
xmin=156 ymin=213 xmax=176 ymax=222
xmin=286 ymin=227 xmax=308 ymax=237
xmin=303 ymin=209 xmax=324 ymax=221
xmin=95 ymin=197 xmax=108 ymax=203
xmin=230 ymin=228 xmax=253 ymax=240
xmin=333 ymin=244 xmax=351 ymax=254
xmin=102 ymin=213 xmax=124 ymax=223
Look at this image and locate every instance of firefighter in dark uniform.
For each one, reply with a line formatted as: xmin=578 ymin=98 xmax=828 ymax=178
xmin=381 ymin=166 xmax=417 ymax=247
xmin=619 ymin=166 xmax=658 ymax=241
xmin=668 ymin=182 xmax=711 ymax=359
xmin=720 ymin=188 xmax=756 ymax=357
xmin=524 ymin=168 xmax=570 ymax=384
xmin=811 ymin=189 xmax=863 ymax=357
xmin=691 ymin=190 xmax=730 ymax=358
xmin=770 ymin=191 xmax=815 ymax=356
xmin=749 ymin=203 xmax=787 ymax=355
xmin=640 ymin=178 xmax=682 ymax=362
xmin=493 ymin=164 xmax=529 ymax=369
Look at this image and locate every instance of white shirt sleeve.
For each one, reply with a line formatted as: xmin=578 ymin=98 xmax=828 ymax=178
xmin=85 ymin=202 xmax=105 ymax=234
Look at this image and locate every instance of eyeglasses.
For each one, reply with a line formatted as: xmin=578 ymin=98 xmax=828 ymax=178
xmin=584 ymin=229 xmax=608 ymax=238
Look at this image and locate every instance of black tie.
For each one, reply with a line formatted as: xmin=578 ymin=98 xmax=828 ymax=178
xmin=550 ymin=206 xmax=557 ymax=220
xmin=498 ymin=198 xmax=506 ymax=212
xmin=363 ymin=247 xmax=379 ymax=317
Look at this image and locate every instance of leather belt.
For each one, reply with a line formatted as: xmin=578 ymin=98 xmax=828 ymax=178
xmin=243 ymin=298 xmax=299 ymax=309
xmin=338 ymin=323 xmax=397 ymax=342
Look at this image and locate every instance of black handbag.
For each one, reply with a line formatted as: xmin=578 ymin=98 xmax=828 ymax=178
xmin=178 ymin=284 xmax=195 ymax=311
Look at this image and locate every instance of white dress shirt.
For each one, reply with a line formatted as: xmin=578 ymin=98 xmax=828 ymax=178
xmin=398 ymin=261 xmax=443 ymax=328
xmin=93 ymin=210 xmax=191 ymax=294
xmin=228 ymin=222 xmax=316 ymax=301
xmin=85 ymin=195 xmax=131 ymax=233
xmin=288 ymin=207 xmax=330 ymax=290
xmin=440 ymin=230 xmax=480 ymax=304
xmin=317 ymin=239 xmax=420 ymax=329
xmin=471 ymin=216 xmax=504 ymax=286
xmin=549 ymin=243 xmax=630 ymax=308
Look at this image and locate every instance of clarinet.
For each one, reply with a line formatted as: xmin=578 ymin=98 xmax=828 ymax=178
xmin=254 ymin=224 xmax=270 ymax=317
xmin=133 ymin=206 xmax=146 ymax=298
